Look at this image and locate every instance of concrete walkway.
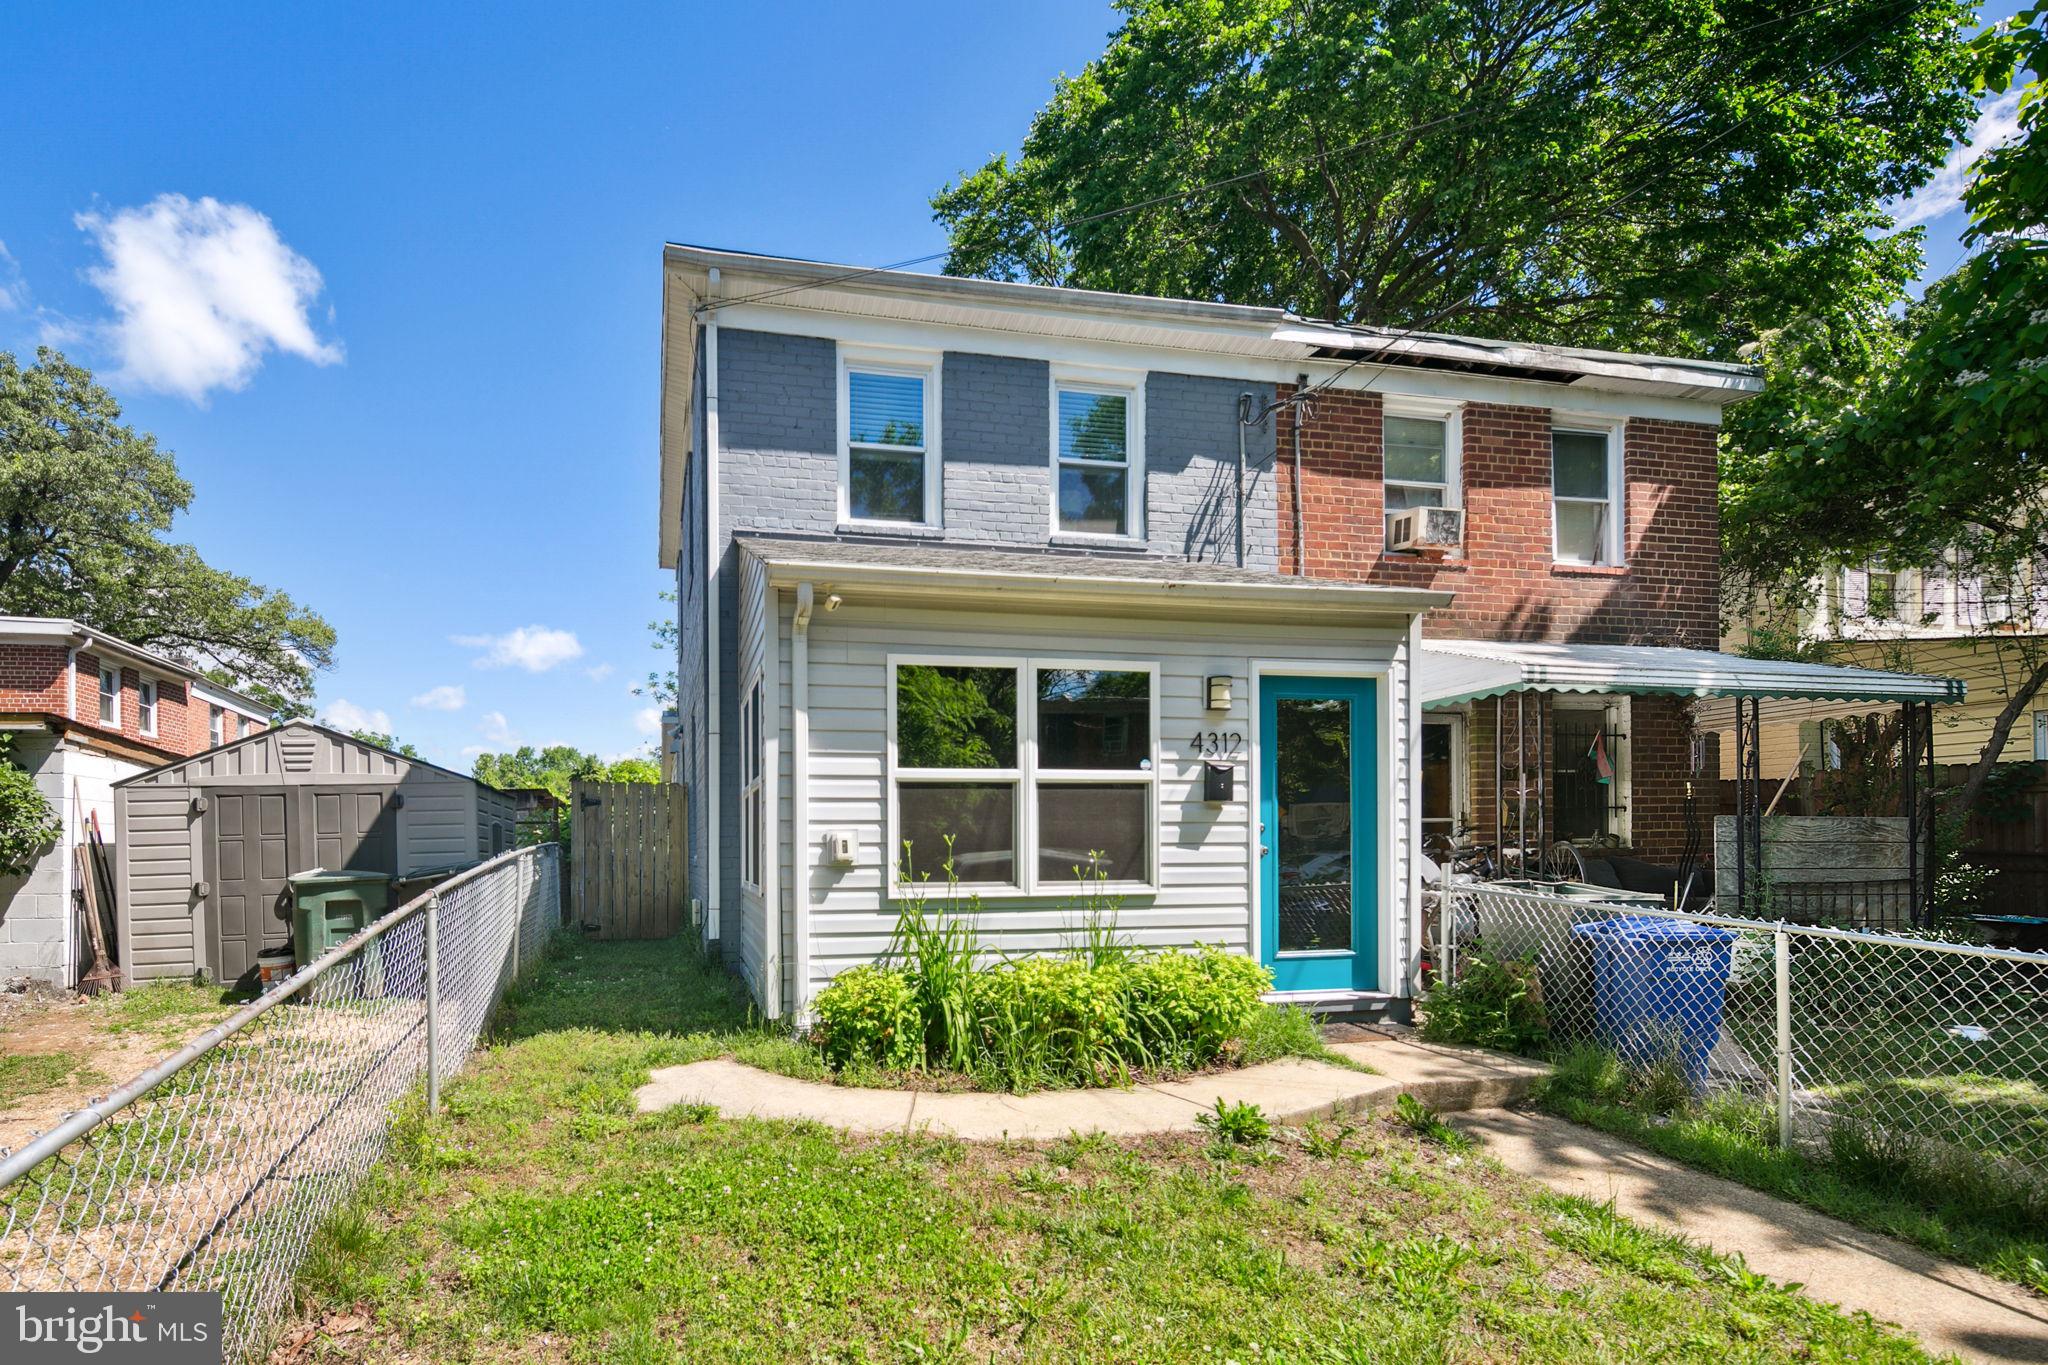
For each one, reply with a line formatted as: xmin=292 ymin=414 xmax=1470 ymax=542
xmin=633 ymin=1035 xmax=1548 ymax=1141
xmin=1458 ymin=1110 xmax=2048 ymax=1365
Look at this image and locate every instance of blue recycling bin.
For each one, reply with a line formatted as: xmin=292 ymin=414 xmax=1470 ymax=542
xmin=1570 ymin=916 xmax=1737 ymax=1091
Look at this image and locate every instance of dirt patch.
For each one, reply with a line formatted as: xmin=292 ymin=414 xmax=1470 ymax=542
xmin=0 ymin=989 xmax=236 ymax=1152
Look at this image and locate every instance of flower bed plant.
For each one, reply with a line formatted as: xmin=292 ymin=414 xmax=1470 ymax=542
xmin=810 ymin=856 xmax=1282 ymax=1091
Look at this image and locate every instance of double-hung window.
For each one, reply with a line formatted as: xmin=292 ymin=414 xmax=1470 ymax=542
xmin=842 ymin=354 xmax=939 ymax=526
xmin=1052 ymin=375 xmax=1142 ymax=538
xmin=137 ymin=679 xmax=158 ymax=736
xmin=1383 ymin=408 xmax=1457 ymax=543
xmin=740 ymin=677 xmax=764 ymax=889
xmin=98 ymin=666 xmax=119 ymax=727
xmin=1552 ymin=424 xmax=1622 ymax=565
xmin=208 ymin=705 xmax=225 ymax=747
xmin=892 ymin=658 xmax=1157 ymax=892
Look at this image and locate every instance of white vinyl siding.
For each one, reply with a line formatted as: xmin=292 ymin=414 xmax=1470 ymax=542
xmin=790 ymin=601 xmax=1415 ymax=1014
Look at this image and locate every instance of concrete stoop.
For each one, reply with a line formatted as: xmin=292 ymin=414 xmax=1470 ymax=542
xmin=633 ymin=1037 xmax=1549 ymax=1142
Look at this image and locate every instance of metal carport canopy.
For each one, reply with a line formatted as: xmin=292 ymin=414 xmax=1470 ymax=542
xmin=1416 ymin=640 xmax=1965 ymax=707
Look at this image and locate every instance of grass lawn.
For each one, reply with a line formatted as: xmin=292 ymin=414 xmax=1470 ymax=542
xmin=282 ymin=938 xmax=1947 ymax=1363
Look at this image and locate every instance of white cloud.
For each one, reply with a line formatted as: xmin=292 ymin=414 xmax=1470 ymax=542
xmin=409 ymin=684 xmax=467 ymax=711
xmin=73 ymin=194 xmax=342 ymax=401
xmin=452 ymin=625 xmax=584 ymax=673
xmin=459 ymin=744 xmax=490 ymax=759
xmin=0 ymin=240 xmax=22 ymax=313
xmin=479 ymin=710 xmax=514 ymax=745
xmin=633 ymin=706 xmax=662 ymax=737
xmin=1890 ymin=90 xmax=2023 ymax=229
xmin=585 ymin=662 xmax=615 ymax=682
xmin=321 ymin=699 xmax=391 ymax=734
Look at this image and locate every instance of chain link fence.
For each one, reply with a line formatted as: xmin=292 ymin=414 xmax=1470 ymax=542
xmin=0 ymin=843 xmax=560 ymax=1361
xmin=1433 ymin=884 xmax=2048 ymax=1197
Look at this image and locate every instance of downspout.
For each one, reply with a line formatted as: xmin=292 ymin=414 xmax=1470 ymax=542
xmin=1405 ymin=612 xmax=1424 ymax=997
xmin=791 ymin=582 xmax=813 ymax=1023
xmin=701 ymin=267 xmax=723 ymax=946
xmin=761 ymin=588 xmax=783 ymax=1019
xmin=1292 ymin=373 xmax=1308 ymax=576
xmin=65 ymin=645 xmax=78 ymax=719
xmin=1234 ymin=394 xmax=1251 ymax=568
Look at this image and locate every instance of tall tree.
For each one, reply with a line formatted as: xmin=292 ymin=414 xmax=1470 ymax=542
xmin=1723 ymin=4 xmax=2041 ymax=818
xmin=0 ymin=349 xmax=335 ymax=700
xmin=934 ymin=0 xmax=1981 ymax=358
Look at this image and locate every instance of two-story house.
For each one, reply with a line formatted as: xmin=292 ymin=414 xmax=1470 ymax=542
xmin=0 ymin=616 xmax=271 ymax=988
xmin=661 ymin=244 xmax=1802 ymax=1021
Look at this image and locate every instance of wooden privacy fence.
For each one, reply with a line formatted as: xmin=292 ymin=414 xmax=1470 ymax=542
xmin=570 ymin=780 xmax=688 ymax=938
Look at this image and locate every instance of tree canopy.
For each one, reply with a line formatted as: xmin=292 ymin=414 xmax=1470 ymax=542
xmin=349 ymin=730 xmax=421 ymax=759
xmin=472 ymin=745 xmax=657 ymax=800
xmin=933 ymin=0 xmax=1986 ymax=358
xmin=0 ymin=349 xmax=335 ymax=701
xmin=1722 ymin=3 xmax=2043 ymax=813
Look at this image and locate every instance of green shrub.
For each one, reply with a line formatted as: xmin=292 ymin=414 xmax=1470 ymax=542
xmin=812 ymin=966 xmax=924 ymax=1069
xmin=1125 ymin=946 xmax=1271 ymax=1067
xmin=970 ymin=956 xmax=1135 ymax=1087
xmin=1417 ymin=950 xmax=1548 ymax=1053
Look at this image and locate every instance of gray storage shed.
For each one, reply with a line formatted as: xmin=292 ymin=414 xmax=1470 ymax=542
xmin=113 ymin=720 xmax=519 ymax=986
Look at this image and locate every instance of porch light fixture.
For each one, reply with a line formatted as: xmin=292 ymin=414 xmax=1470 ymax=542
xmin=1205 ymin=675 xmax=1232 ymax=711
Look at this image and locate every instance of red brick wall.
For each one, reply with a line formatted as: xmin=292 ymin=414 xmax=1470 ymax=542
xmin=1273 ymin=388 xmax=1720 ymax=648
xmin=0 ymin=642 xmax=213 ymax=756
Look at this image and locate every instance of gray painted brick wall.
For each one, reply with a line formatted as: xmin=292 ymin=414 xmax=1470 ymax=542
xmin=1147 ymin=373 xmax=1278 ymax=569
xmin=942 ymin=352 xmax=1050 ymax=543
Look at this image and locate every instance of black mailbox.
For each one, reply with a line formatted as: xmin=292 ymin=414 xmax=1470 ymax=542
xmin=1203 ymin=761 xmax=1235 ymax=803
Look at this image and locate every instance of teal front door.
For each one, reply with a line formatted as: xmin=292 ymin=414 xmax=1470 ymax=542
xmin=1259 ymin=676 xmax=1378 ymax=993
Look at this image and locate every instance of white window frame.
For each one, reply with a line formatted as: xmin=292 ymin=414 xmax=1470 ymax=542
xmin=1550 ymin=418 xmax=1625 ymax=567
xmin=838 ymin=347 xmax=942 ymax=529
xmin=740 ymin=672 xmax=764 ymax=891
xmin=1381 ymin=398 xmax=1462 ymax=544
xmin=98 ymin=666 xmax=119 ymax=727
xmin=886 ymin=653 xmax=1161 ymax=897
xmin=1048 ymin=367 xmax=1146 ymax=542
xmin=137 ymin=678 xmax=158 ymax=737
xmin=2035 ymin=711 xmax=2047 ymax=763
xmin=208 ymin=704 xmax=225 ymax=747
xmin=1419 ymin=712 xmax=1466 ymax=845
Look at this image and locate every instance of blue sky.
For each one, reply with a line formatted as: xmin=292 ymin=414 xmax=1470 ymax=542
xmin=0 ymin=1 xmax=2022 ymax=770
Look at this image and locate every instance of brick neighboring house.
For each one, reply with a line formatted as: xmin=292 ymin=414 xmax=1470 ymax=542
xmin=1271 ymin=386 xmax=1724 ymax=868
xmin=0 ymin=617 xmax=271 ymax=988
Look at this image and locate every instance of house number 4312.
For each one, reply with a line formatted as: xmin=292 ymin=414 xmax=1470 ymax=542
xmin=1190 ymin=730 xmax=1243 ymax=757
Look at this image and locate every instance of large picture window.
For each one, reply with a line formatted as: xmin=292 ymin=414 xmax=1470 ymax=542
xmin=892 ymin=659 xmax=1157 ymax=892
xmin=842 ymin=355 xmax=939 ymax=526
xmin=1052 ymin=378 xmax=1141 ymax=537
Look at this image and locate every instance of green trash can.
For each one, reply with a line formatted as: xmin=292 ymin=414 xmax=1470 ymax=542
xmin=288 ymin=869 xmax=394 ymax=986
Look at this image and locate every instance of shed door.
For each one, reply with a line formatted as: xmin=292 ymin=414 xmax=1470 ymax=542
xmin=209 ymin=789 xmax=294 ymax=984
xmin=314 ymin=789 xmax=399 ymax=874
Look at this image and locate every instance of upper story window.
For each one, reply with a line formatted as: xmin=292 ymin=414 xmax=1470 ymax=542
xmin=1384 ymin=405 xmax=1449 ymax=527
xmin=1051 ymin=373 xmax=1143 ymax=538
xmin=1552 ymin=423 xmax=1623 ymax=565
xmin=840 ymin=353 xmax=939 ymax=526
xmin=209 ymin=704 xmax=225 ymax=747
xmin=98 ymin=666 xmax=119 ymax=727
xmin=137 ymin=679 xmax=158 ymax=736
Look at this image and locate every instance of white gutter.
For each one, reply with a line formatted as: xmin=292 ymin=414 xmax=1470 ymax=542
xmin=790 ymin=582 xmax=813 ymax=1022
xmin=702 ymin=268 xmax=723 ymax=946
xmin=760 ymin=584 xmax=782 ymax=1020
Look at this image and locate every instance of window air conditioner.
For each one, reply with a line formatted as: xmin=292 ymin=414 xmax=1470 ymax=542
xmin=1387 ymin=505 xmax=1463 ymax=555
